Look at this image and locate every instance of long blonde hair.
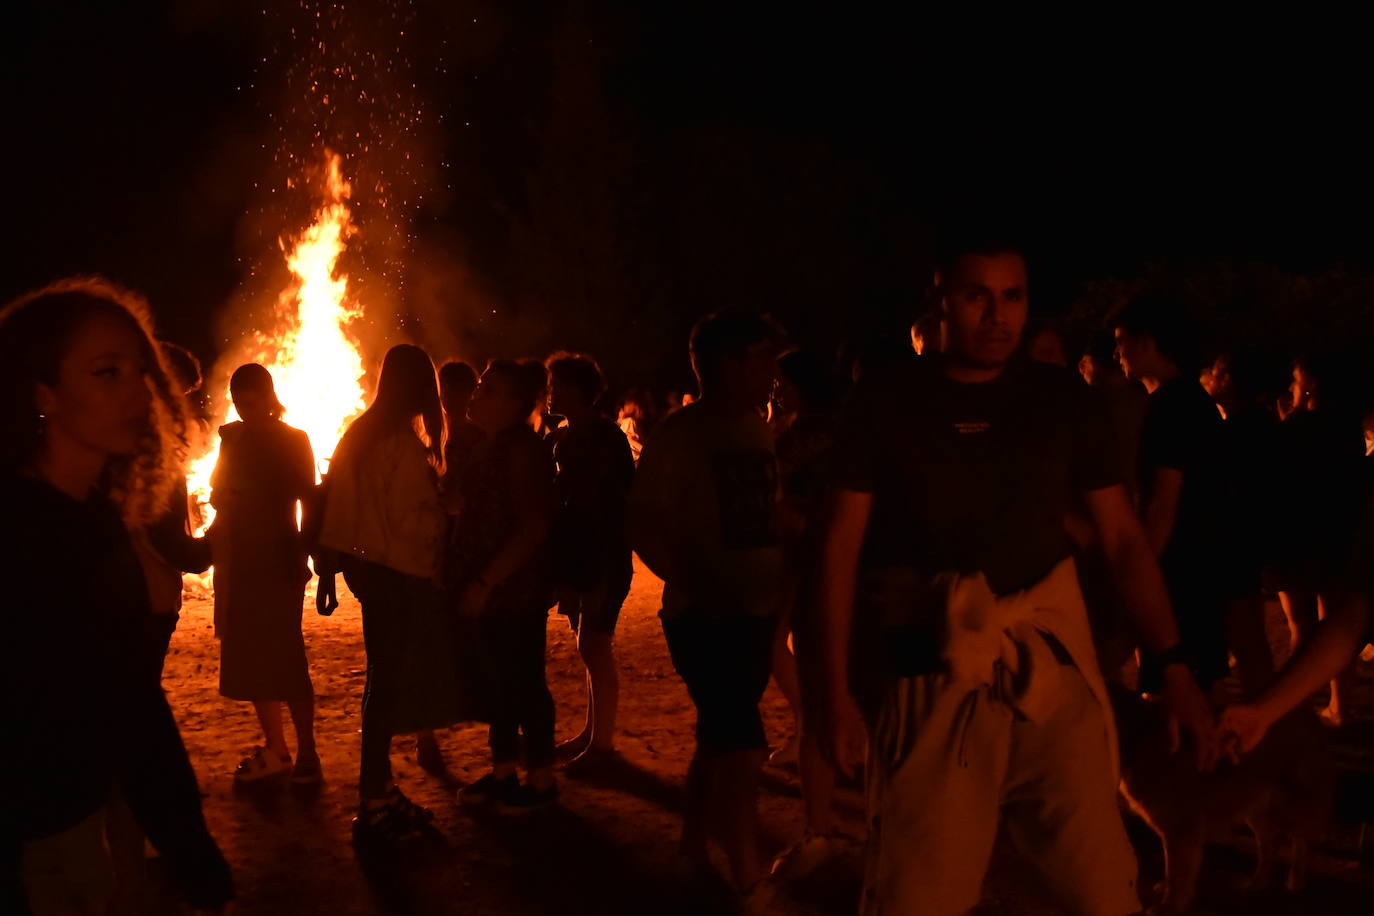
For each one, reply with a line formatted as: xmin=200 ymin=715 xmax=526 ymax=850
xmin=0 ymin=276 xmax=193 ymax=528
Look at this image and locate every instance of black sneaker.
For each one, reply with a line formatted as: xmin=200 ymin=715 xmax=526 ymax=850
xmin=495 ymin=781 xmax=559 ymax=816
xmin=351 ymin=787 xmax=433 ymax=845
xmin=457 ymin=772 xmax=518 ymax=808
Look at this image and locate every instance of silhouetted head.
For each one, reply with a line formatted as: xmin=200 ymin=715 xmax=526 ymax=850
xmin=545 ymin=351 xmax=606 ymax=418
xmin=774 ymin=349 xmax=836 ymax=418
xmin=689 ymin=310 xmax=785 ymax=408
xmin=438 ymin=360 xmax=478 ymax=419
xmin=228 ymin=363 xmax=284 ymax=422
xmin=340 ymin=344 xmax=444 ymax=468
xmin=470 ymin=359 xmax=545 ymax=434
xmin=1111 ymin=293 xmax=1202 ymax=382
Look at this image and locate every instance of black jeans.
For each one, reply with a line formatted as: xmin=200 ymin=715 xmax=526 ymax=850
xmin=341 ymin=556 xmax=421 ymax=798
xmin=480 ymin=612 xmax=556 ymax=770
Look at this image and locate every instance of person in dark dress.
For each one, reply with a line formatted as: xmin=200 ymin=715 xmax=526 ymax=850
xmin=451 ymin=360 xmax=560 ymax=813
xmin=209 ymin=363 xmax=320 ymax=785
xmin=0 ymin=278 xmax=232 ymax=915
xmin=544 ymin=351 xmax=635 ymax=768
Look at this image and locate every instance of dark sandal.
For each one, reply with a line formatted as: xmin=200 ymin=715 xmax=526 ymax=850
xmin=352 ymin=788 xmax=433 ymax=843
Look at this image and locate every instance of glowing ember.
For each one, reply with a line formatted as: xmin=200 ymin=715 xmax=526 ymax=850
xmin=187 ymin=149 xmax=367 ymax=543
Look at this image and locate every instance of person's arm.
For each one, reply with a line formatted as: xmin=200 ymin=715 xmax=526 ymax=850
xmin=1222 ymin=592 xmax=1370 ymax=753
xmin=146 ymin=478 xmax=212 ymax=573
xmin=1084 ymin=482 xmax=1220 ymax=770
xmin=814 ymin=488 xmax=872 ymax=777
xmin=1139 ymin=466 xmax=1183 ymax=557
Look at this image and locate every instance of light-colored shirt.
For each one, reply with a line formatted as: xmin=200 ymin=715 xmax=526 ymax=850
xmin=320 ymin=426 xmax=445 ymax=579
xmin=629 ymin=401 xmax=782 ymax=618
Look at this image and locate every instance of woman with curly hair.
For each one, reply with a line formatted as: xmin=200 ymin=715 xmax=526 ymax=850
xmin=0 ymin=278 xmax=233 ymax=915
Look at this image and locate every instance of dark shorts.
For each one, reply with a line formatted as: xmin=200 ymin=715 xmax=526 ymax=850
xmin=562 ymin=572 xmax=633 ymax=635
xmin=661 ymin=613 xmax=777 ymax=753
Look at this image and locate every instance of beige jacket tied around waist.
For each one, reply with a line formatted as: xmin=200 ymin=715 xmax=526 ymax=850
xmin=923 ymin=556 xmax=1119 ymax=779
xmin=319 ymin=428 xmax=446 ymax=580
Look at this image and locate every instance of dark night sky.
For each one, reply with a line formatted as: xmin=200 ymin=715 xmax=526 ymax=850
xmin=4 ymin=1 xmax=1371 ymax=387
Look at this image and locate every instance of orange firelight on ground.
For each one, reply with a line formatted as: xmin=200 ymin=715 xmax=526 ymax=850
xmin=187 ymin=150 xmax=368 ymax=545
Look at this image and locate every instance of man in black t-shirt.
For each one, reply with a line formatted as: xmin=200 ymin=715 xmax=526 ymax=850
xmin=816 ymin=237 xmax=1218 ymax=916
xmin=1113 ymin=295 xmax=1233 ymax=694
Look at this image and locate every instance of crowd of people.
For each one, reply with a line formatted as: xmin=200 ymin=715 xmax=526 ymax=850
xmin=4 ymin=235 xmax=1374 ymax=915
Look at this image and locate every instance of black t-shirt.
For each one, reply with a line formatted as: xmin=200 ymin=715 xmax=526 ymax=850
xmin=1136 ymin=378 xmax=1229 ymax=586
xmin=2 ymin=474 xmax=148 ymax=840
xmin=833 ymin=357 xmax=1122 ymax=595
xmin=550 ymin=418 xmax=635 ymax=588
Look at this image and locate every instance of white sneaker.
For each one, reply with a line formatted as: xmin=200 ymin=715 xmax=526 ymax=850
xmin=233 ymin=745 xmax=292 ymax=785
xmin=770 ymin=831 xmax=845 ymax=881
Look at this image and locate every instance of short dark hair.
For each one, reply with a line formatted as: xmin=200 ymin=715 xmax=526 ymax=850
xmin=689 ymin=310 xmax=785 ymax=389
xmin=484 ymin=358 xmax=545 ymax=416
xmin=1110 ymin=293 xmax=1202 ymax=372
xmin=545 ymin=350 xmax=606 ymax=403
xmin=934 ymin=225 xmax=1028 ymax=285
xmin=438 ymin=360 xmax=478 ymax=393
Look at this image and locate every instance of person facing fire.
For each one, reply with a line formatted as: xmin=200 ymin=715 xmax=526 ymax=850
xmin=0 ymin=278 xmax=233 ymax=915
xmin=318 ymin=344 xmax=448 ymax=843
xmin=208 ymin=362 xmax=320 ymax=787
xmin=629 ymin=310 xmax=786 ymax=903
xmin=815 ymin=234 xmax=1219 ymax=916
xmin=544 ymin=351 xmax=636 ymax=770
xmin=413 ymin=358 xmax=487 ymax=776
xmin=438 ymin=359 xmax=485 ymax=489
xmin=451 ymin=359 xmax=560 ymax=813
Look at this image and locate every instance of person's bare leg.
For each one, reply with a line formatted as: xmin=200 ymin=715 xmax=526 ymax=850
xmin=713 ymin=748 xmax=766 ymax=891
xmin=1278 ymin=590 xmax=1318 ymax=657
xmin=1317 ymin=593 xmax=1352 ymax=725
xmin=253 ymin=700 xmax=289 ymax=757
xmin=578 ymin=630 xmax=619 ymax=752
xmin=287 ymin=693 xmax=317 ymax=757
xmin=680 ymin=746 xmax=712 ymax=863
xmin=1225 ymin=594 xmax=1275 ymax=698
xmin=771 ymin=627 xmax=802 ymax=718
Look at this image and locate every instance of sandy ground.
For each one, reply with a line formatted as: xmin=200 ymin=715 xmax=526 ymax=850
xmin=143 ymin=560 xmax=1374 ymax=915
